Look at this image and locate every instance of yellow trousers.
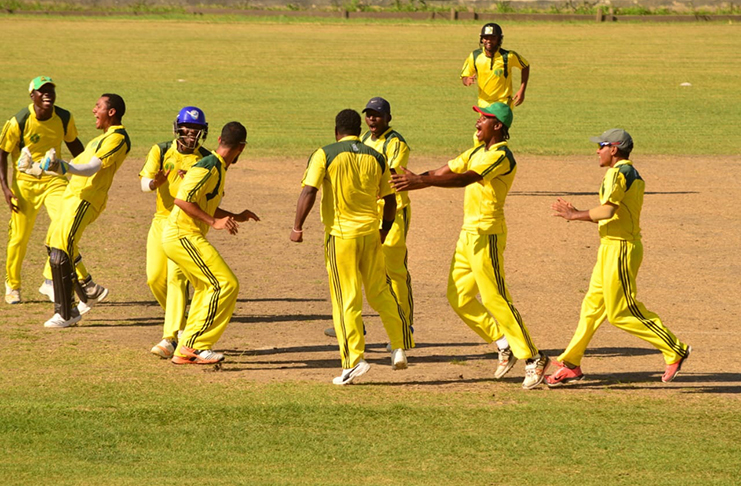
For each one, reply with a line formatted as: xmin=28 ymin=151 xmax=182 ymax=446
xmin=5 ymin=176 xmax=87 ymax=289
xmin=163 ymin=233 xmax=238 ymax=352
xmin=146 ymin=217 xmax=188 ymax=340
xmin=325 ymin=231 xmax=414 ymax=369
xmin=383 ymin=206 xmax=414 ymax=332
xmin=447 ymin=231 xmax=539 ymax=360
xmin=47 ymin=194 xmax=98 ymax=278
xmin=559 ymin=239 xmax=689 ymax=366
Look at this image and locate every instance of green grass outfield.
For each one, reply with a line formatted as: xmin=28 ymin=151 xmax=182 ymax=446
xmin=0 ymin=16 xmax=739 ymax=157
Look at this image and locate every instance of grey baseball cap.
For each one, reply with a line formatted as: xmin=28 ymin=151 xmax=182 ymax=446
xmin=363 ymin=97 xmax=391 ymax=116
xmin=590 ymin=128 xmax=633 ymax=151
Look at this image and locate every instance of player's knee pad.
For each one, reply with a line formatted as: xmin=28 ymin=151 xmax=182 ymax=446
xmin=49 ymin=248 xmax=75 ymax=319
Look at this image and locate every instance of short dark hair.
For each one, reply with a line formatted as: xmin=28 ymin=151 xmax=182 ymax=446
xmin=101 ymin=93 xmax=126 ymax=119
xmin=219 ymin=121 xmax=247 ymax=148
xmin=616 ymin=146 xmax=632 ymax=158
xmin=335 ymin=109 xmax=361 ymax=136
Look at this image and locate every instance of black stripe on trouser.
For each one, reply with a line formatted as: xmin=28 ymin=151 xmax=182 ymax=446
xmin=617 ymin=241 xmax=687 ymax=357
xmin=385 ymin=274 xmax=413 ymax=349
xmin=488 ymin=234 xmax=537 ymax=356
xmin=179 ymin=237 xmax=221 ymax=348
xmin=401 ymin=207 xmax=414 ymax=327
xmin=326 ymin=235 xmax=351 ymax=369
xmin=66 ymin=200 xmax=91 ymax=259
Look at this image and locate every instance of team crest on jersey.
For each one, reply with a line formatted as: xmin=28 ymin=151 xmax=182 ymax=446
xmin=30 ymin=133 xmax=40 ymax=143
xmin=164 ymin=162 xmax=175 ymax=171
xmin=351 ymin=143 xmax=359 ymax=152
xmin=494 ymin=69 xmax=504 ymax=76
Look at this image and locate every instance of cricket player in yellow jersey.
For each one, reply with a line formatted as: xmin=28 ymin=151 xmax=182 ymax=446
xmin=43 ymin=94 xmax=131 ymax=328
xmin=461 ymin=23 xmax=530 ymax=109
xmin=0 ymin=76 xmax=85 ymax=304
xmin=291 ymin=109 xmax=413 ymax=386
xmin=140 ymin=106 xmax=211 ymax=359
xmin=392 ymin=102 xmax=550 ymax=390
xmin=546 ymin=129 xmax=691 ymax=386
xmin=164 ymin=122 xmax=259 ymax=366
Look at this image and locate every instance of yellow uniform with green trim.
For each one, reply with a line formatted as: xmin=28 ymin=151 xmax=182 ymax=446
xmin=162 ymin=153 xmax=238 ymax=353
xmin=558 ymin=160 xmax=690 ymax=366
xmin=446 ymin=141 xmax=539 ymax=361
xmin=140 ymin=141 xmax=210 ymax=340
xmin=302 ymin=135 xmax=413 ymax=369
xmin=460 ymin=48 xmax=529 ymax=108
xmin=47 ymin=125 xmax=130 ymax=279
xmin=0 ymin=104 xmax=87 ymax=290
xmin=361 ymin=127 xmax=414 ymax=333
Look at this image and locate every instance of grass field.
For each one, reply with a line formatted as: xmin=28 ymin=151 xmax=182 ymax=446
xmin=1 ymin=16 xmax=741 ymax=485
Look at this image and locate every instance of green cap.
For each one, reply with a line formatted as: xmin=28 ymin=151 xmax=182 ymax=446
xmin=473 ymin=102 xmax=513 ymax=128
xmin=29 ymin=76 xmax=55 ymax=93
xmin=589 ymin=128 xmax=633 ymax=151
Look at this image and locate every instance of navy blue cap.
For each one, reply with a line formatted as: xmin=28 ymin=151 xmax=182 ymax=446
xmin=363 ymin=97 xmax=391 ymax=116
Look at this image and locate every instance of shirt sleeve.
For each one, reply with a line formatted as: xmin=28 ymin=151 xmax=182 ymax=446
xmin=95 ymin=133 xmax=128 ymax=169
xmin=139 ymin=144 xmax=163 ymax=179
xmin=385 ymin=138 xmax=409 ymax=171
xmin=508 ymin=50 xmax=529 ymax=70
xmin=176 ymin=165 xmax=213 ymax=204
xmin=301 ymin=149 xmax=326 ymax=189
xmin=468 ymin=148 xmax=511 ymax=183
xmin=600 ymin=168 xmax=626 ymax=206
xmin=0 ymin=118 xmax=21 ymax=155
xmin=448 ymin=146 xmax=477 ymax=173
xmin=460 ymin=52 xmax=476 ymax=78
xmin=64 ymin=114 xmax=79 ymax=143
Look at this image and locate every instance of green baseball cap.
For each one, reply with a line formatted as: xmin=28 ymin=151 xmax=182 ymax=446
xmin=473 ymin=102 xmax=513 ymax=128
xmin=589 ymin=128 xmax=633 ymax=151
xmin=29 ymin=76 xmax=55 ymax=93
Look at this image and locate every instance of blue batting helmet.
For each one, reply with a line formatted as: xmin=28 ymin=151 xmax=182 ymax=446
xmin=173 ymin=106 xmax=208 ymax=149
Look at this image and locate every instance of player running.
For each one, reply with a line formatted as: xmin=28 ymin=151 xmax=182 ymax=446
xmin=546 ymin=129 xmax=691 ymax=386
xmin=43 ymin=94 xmax=131 ymax=328
xmin=140 ymin=107 xmax=211 ymax=359
xmin=164 ymin=122 xmax=259 ymax=366
xmin=291 ymin=109 xmax=413 ymax=385
xmin=0 ymin=76 xmax=86 ymax=304
xmin=391 ymin=102 xmax=550 ymax=390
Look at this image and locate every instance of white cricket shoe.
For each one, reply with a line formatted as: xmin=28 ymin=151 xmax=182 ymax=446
xmin=494 ymin=346 xmax=518 ymax=379
xmin=38 ymin=279 xmax=54 ymax=302
xmin=77 ymin=280 xmax=109 ymax=315
xmin=44 ymin=310 xmax=82 ymax=328
xmin=522 ymin=353 xmax=551 ymax=390
xmin=332 ymin=360 xmax=370 ymax=386
xmin=5 ymin=283 xmax=20 ymax=305
xmin=391 ymin=348 xmax=408 ymax=370
xmin=150 ymin=339 xmax=177 ymax=359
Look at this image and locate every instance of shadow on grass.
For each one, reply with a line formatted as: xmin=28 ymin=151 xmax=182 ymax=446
xmin=236 ymin=297 xmax=327 ymax=303
xmin=546 ymin=372 xmax=741 ymax=394
xmin=512 ymin=190 xmax=699 ymax=197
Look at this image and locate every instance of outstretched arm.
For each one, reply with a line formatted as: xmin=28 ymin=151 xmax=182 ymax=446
xmin=216 ymin=207 xmax=260 ymax=223
xmin=290 ymin=185 xmax=318 ymax=243
xmin=175 ymin=198 xmax=239 ymax=235
xmin=65 ymin=138 xmax=85 ymax=158
xmin=391 ymin=164 xmax=482 ymax=191
xmin=552 ymin=197 xmax=617 ymax=223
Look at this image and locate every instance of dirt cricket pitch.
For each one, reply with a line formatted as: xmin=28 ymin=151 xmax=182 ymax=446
xmin=2 ymin=153 xmax=739 ymax=395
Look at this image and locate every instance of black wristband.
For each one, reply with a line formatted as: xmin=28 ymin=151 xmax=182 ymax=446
xmin=381 ymin=219 xmax=394 ymax=232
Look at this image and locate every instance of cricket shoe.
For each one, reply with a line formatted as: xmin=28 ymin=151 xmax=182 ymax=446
xmin=171 ymin=345 xmax=225 ymax=365
xmin=545 ymin=361 xmax=584 ymax=387
xmin=662 ymin=345 xmax=692 ymax=383
xmin=38 ymin=279 xmax=54 ymax=302
xmin=44 ymin=308 xmax=82 ymax=328
xmin=151 ymin=339 xmax=177 ymax=359
xmin=391 ymin=348 xmax=408 ymax=370
xmin=522 ymin=353 xmax=550 ymax=390
xmin=494 ymin=346 xmax=518 ymax=379
xmin=332 ymin=360 xmax=371 ymax=386
xmin=77 ymin=280 xmax=109 ymax=315
xmin=5 ymin=283 xmax=20 ymax=305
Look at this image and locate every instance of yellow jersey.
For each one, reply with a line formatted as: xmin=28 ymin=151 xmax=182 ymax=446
xmin=165 ymin=152 xmax=226 ymax=238
xmin=139 ymin=140 xmax=211 ymax=219
xmin=361 ymin=127 xmax=411 ymax=211
xmin=599 ymin=160 xmax=643 ymax=242
xmin=302 ymin=136 xmax=391 ymax=239
xmin=0 ymin=104 xmax=79 ymax=183
xmin=66 ymin=125 xmax=130 ymax=212
xmin=461 ymin=48 xmax=529 ymax=108
xmin=448 ymin=141 xmax=517 ymax=235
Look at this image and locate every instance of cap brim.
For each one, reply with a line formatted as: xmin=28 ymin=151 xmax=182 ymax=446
xmin=472 ymin=106 xmax=496 ymax=117
xmin=589 ymin=136 xmax=605 ymax=143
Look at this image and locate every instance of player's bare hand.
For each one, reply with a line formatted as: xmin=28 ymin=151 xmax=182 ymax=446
xmin=234 ymin=209 xmax=260 ymax=223
xmin=552 ymin=197 xmax=577 ymax=220
xmin=513 ymin=89 xmax=526 ymax=106
xmin=177 ymin=169 xmax=187 ymax=179
xmin=213 ymin=216 xmax=239 ymax=235
xmin=3 ymin=187 xmax=18 ymax=213
xmin=391 ymin=166 xmax=424 ymax=191
xmin=461 ymin=76 xmax=477 ymax=87
xmin=290 ymin=228 xmax=303 ymax=243
xmin=152 ymin=169 xmax=171 ymax=189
